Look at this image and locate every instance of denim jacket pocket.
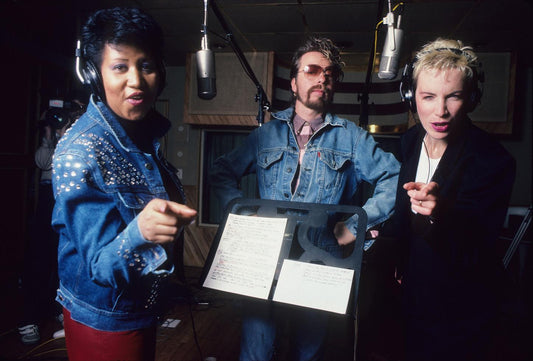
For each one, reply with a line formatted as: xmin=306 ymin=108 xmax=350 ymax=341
xmin=257 ymin=149 xmax=284 ymax=190
xmin=115 ymin=191 xmax=154 ymax=220
xmin=317 ymin=150 xmax=351 ymax=190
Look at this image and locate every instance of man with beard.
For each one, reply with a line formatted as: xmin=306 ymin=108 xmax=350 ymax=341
xmin=210 ymin=36 xmax=400 ymax=361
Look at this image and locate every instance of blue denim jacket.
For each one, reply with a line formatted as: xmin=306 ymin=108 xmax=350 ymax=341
xmin=52 ymin=96 xmax=185 ymax=331
xmin=211 ymin=107 xmax=400 ymax=251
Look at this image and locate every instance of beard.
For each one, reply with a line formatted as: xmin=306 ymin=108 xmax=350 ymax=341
xmin=296 ymin=86 xmax=333 ymax=112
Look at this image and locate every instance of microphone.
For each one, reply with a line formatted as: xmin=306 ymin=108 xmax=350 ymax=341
xmin=196 ymin=0 xmax=216 ymax=100
xmin=378 ymin=10 xmax=403 ymax=80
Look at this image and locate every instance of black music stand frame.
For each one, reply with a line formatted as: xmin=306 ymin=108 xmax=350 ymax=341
xmin=200 ymin=198 xmax=368 ymax=360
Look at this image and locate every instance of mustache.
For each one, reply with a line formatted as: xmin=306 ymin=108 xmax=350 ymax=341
xmin=308 ymin=86 xmax=330 ymax=96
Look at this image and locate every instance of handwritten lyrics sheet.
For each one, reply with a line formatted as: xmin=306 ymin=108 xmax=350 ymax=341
xmin=203 ymin=214 xmax=287 ymax=299
xmin=273 ymin=259 xmax=354 ymax=314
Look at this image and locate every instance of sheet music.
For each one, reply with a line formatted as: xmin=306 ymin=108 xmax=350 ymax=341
xmin=203 ymin=213 xmax=287 ymax=299
xmin=273 ymin=259 xmax=354 ymax=314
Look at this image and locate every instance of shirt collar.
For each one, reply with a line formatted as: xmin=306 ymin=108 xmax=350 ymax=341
xmin=292 ymin=113 xmax=324 ymax=132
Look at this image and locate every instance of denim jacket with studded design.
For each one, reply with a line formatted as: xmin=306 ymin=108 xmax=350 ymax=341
xmin=52 ymin=96 xmax=185 ymax=332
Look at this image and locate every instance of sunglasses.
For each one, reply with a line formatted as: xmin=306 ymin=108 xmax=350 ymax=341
xmin=299 ymin=64 xmax=339 ymax=81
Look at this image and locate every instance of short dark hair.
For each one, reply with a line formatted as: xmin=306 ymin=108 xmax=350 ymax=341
xmin=289 ymin=36 xmax=344 ymax=81
xmin=81 ymin=7 xmax=165 ymax=69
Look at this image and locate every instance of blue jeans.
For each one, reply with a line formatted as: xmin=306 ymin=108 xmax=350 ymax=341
xmin=239 ymin=300 xmax=328 ymax=361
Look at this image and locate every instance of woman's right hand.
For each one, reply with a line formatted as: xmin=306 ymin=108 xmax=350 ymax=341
xmin=138 ymin=199 xmax=197 ymax=244
xmin=403 ymin=181 xmax=439 ymax=217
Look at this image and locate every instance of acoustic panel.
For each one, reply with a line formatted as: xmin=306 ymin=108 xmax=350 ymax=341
xmin=184 ymin=51 xmax=274 ymax=126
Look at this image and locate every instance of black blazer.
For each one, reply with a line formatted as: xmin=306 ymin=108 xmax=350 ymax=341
xmin=392 ymin=121 xmax=515 ymax=313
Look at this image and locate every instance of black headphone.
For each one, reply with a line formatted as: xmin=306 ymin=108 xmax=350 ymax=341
xmin=399 ymin=48 xmax=484 ymax=113
xmin=75 ymin=40 xmax=166 ymax=101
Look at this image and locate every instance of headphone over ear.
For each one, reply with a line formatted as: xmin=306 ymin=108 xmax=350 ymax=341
xmin=399 ymin=62 xmax=416 ymax=112
xmin=83 ymin=59 xmax=106 ymax=101
xmin=75 ymin=40 xmax=105 ymax=101
xmin=75 ymin=40 xmax=167 ymax=101
xmin=399 ymin=48 xmax=484 ymax=113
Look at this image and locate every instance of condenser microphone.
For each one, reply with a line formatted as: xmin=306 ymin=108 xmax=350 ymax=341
xmin=196 ymin=0 xmax=216 ymax=100
xmin=378 ymin=11 xmax=403 ymax=80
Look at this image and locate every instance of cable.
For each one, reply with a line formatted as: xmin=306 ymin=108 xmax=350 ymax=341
xmin=17 ymin=337 xmax=66 ymax=360
xmin=422 ymin=136 xmax=432 ymax=184
xmin=188 ymin=299 xmax=204 ymax=361
xmin=372 ymin=19 xmax=384 ymax=73
xmin=168 ymin=269 xmax=208 ymax=361
xmin=20 ymin=348 xmax=68 ymax=360
xmin=0 ymin=328 xmax=16 ymax=338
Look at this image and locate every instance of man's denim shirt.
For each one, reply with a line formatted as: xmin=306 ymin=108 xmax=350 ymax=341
xmin=211 ymin=107 xmax=400 ymax=251
xmin=52 ymin=96 xmax=185 ymax=331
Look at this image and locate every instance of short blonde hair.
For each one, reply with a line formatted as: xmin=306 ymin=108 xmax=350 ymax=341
xmin=412 ymin=38 xmax=479 ymax=87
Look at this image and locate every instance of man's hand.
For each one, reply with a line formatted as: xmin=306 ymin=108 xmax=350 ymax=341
xmin=138 ymin=199 xmax=197 ymax=244
xmin=334 ymin=221 xmax=356 ymax=245
xmin=403 ymin=181 xmax=439 ymax=217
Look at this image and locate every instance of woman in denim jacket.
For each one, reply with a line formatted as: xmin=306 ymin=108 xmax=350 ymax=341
xmin=51 ymin=8 xmax=196 ymax=361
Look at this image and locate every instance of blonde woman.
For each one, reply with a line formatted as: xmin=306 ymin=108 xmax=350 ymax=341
xmin=394 ymin=38 xmax=516 ymax=361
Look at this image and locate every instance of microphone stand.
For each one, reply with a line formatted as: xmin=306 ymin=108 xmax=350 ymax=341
xmin=359 ymin=0 xmax=386 ymax=130
xmin=209 ymin=0 xmax=270 ymax=126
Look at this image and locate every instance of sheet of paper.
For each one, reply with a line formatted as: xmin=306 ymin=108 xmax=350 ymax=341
xmin=273 ymin=259 xmax=354 ymax=314
xmin=203 ymin=213 xmax=287 ymax=299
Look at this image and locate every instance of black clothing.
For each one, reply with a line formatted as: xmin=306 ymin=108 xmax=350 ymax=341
xmin=392 ymin=122 xmax=515 ymax=361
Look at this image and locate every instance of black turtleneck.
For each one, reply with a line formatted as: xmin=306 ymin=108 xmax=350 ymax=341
xmin=117 ymin=112 xmax=183 ymax=204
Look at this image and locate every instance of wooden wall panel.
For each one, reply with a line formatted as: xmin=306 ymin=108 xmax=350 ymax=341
xmin=183 ymin=185 xmax=218 ymax=267
xmin=184 ymin=51 xmax=274 ymax=126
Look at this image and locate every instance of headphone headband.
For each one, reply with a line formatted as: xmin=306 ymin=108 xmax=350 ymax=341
xmin=415 ymin=47 xmax=478 ymax=63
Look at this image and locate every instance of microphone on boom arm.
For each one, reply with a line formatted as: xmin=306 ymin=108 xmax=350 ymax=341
xmin=378 ymin=2 xmax=404 ymax=80
xmin=196 ymin=0 xmax=217 ymax=100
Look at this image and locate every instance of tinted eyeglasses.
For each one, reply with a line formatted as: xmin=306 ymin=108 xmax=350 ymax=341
xmin=299 ymin=64 xmax=339 ymax=81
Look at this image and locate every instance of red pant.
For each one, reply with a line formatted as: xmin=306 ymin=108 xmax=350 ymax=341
xmin=63 ymin=308 xmax=156 ymax=361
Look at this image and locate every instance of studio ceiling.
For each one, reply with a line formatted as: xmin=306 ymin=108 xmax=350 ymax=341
xmin=2 ymin=0 xmax=532 ymax=69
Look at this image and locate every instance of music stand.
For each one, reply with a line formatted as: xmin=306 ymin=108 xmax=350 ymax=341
xmin=200 ymin=198 xmax=367 ymax=358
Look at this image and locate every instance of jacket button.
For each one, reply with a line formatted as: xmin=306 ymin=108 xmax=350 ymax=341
xmin=145 ymin=163 xmax=153 ymax=170
xmin=286 ymin=168 xmax=292 ymax=173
